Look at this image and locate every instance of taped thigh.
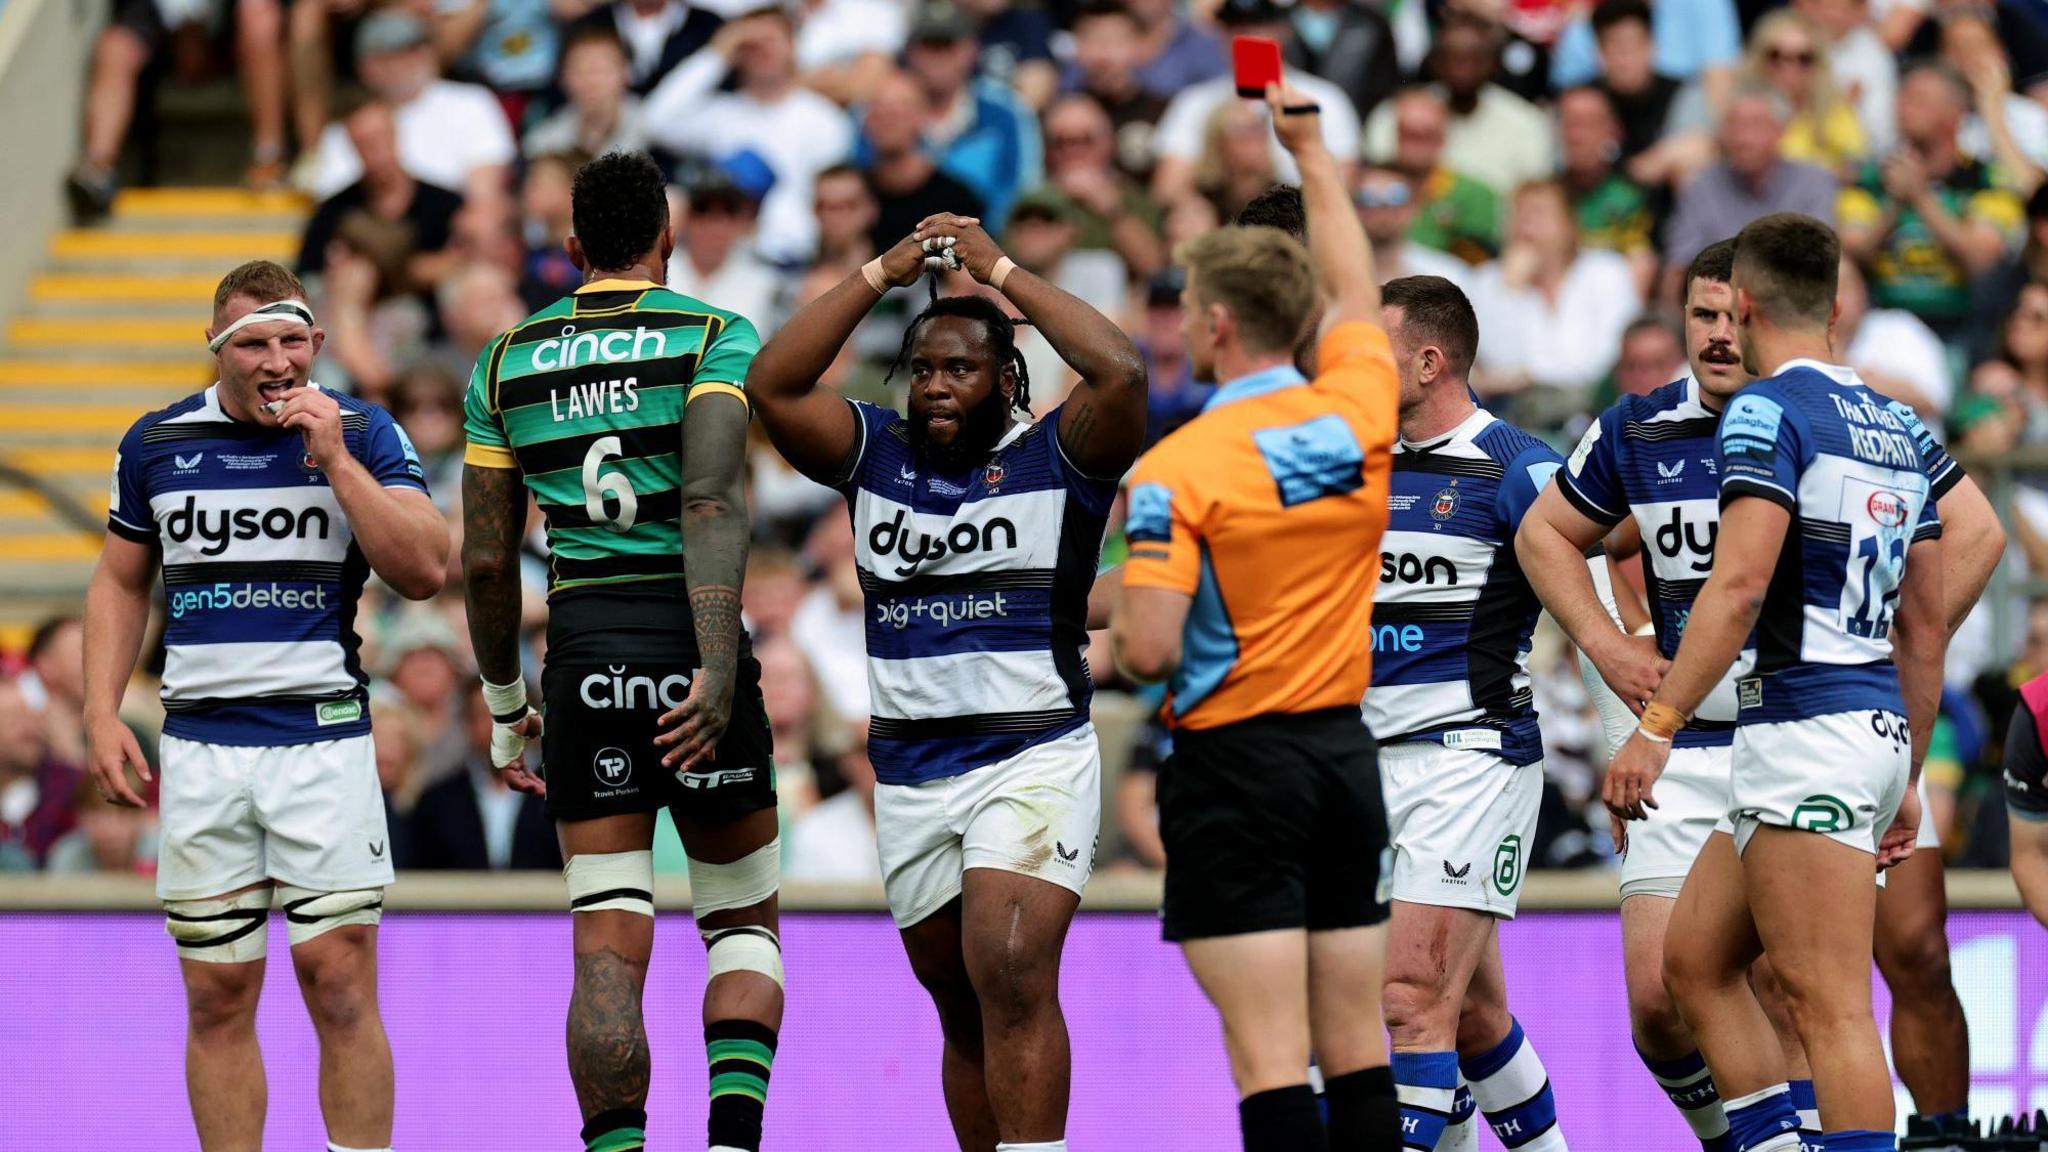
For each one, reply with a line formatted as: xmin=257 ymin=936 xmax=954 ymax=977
xmin=566 ymin=849 xmax=655 ymax=917
xmin=276 ymin=884 xmax=385 ymax=946
xmin=165 ymin=888 xmax=272 ymax=963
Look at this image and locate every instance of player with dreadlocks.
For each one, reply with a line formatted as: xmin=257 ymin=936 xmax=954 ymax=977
xmin=749 ymin=213 xmax=1147 ymax=1151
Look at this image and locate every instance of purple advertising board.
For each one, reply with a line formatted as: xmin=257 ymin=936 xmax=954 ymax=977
xmin=3 ymin=911 xmax=2045 ymax=1148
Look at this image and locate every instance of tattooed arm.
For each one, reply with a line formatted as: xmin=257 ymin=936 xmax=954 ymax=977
xmin=659 ymin=390 xmax=752 ymax=771
xmin=914 ymin=212 xmax=1149 ymax=478
xmin=461 ymin=463 xmax=544 ymax=794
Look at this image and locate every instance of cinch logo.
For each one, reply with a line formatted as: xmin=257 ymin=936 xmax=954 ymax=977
xmin=579 ymin=665 xmax=691 ymax=710
xmin=1380 ymin=552 xmax=1459 ymax=585
xmin=531 ymin=325 xmax=668 ymax=371
xmin=868 ymin=509 xmax=1017 ymax=578
xmin=1370 ymin=623 xmax=1425 ymax=652
xmin=1653 ymin=506 xmax=1717 ymax=573
xmin=164 ymin=496 xmax=331 ymax=557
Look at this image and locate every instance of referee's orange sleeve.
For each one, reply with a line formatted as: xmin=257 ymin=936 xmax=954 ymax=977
xmin=1121 ymin=453 xmax=1201 ymax=596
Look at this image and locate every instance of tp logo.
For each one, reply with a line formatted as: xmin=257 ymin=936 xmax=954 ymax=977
xmin=593 ymin=747 xmax=632 ymax=788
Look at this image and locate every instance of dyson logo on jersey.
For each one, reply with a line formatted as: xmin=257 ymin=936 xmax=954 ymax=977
xmin=579 ymin=665 xmax=691 ymax=710
xmin=164 ymin=497 xmax=332 ymax=557
xmin=1653 ymin=507 xmax=1718 ymax=574
xmin=1369 ymin=624 xmax=1426 ymax=652
xmin=168 ymin=582 xmax=330 ymax=618
xmin=530 ymin=326 xmax=667 ymax=370
xmin=875 ymin=592 xmax=1011 ymax=630
xmin=867 ymin=509 xmax=1018 ymax=577
xmin=1380 ymin=552 xmax=1459 ymax=585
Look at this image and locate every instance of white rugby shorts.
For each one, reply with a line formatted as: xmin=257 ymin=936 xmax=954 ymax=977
xmin=1619 ymin=745 xmax=1733 ymax=900
xmin=1730 ymin=710 xmax=1912 ymax=858
xmin=1380 ymin=741 xmax=1541 ymax=917
xmin=157 ymin=733 xmax=394 ymax=901
xmin=875 ymin=724 xmax=1101 ymax=928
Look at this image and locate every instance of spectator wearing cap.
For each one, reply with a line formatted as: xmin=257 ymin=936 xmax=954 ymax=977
xmin=1135 ymin=267 xmax=1210 ymax=447
xmin=793 ymin=0 xmax=907 ymax=105
xmin=956 ymin=0 xmax=1060 ymax=112
xmin=1151 ymin=0 xmax=1359 ymax=206
xmin=307 ymin=10 xmax=517 ymax=210
xmin=1352 ymin=161 xmax=1470 ymax=287
xmin=1839 ymin=61 xmax=2022 ymax=348
xmin=1040 ymin=93 xmax=1165 ymax=279
xmin=859 ymin=68 xmax=987 ymax=251
xmin=1549 ymin=0 xmax=1741 ymax=108
xmin=1361 ymin=9 xmax=1553 ymax=198
xmin=522 ymin=25 xmax=649 ymax=157
xmin=888 ymin=0 xmax=1041 ymax=228
xmin=564 ymin=0 xmax=724 ymax=94
xmin=1125 ymin=0 xmax=1226 ymax=96
xmin=667 ymin=168 xmax=782 ymax=334
xmin=1283 ymin=0 xmax=1400 ymax=124
xmin=1003 ymin=187 xmax=1129 ymax=318
xmin=407 ymin=688 xmax=559 ymax=871
xmin=1662 ymin=84 xmax=1837 ymax=298
xmin=646 ymin=4 xmax=852 ymax=264
xmin=1380 ymin=87 xmax=1500 ymax=265
xmin=1060 ymin=2 xmax=1170 ymax=179
xmin=1556 ymin=86 xmax=1655 ymax=292
xmin=431 ymin=0 xmax=560 ymax=123
xmin=1835 ymin=254 xmax=1954 ymax=420
xmin=298 ymin=100 xmax=467 ymax=301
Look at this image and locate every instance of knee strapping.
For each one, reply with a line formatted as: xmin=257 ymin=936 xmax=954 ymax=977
xmin=164 ymin=889 xmax=272 ymax=963
xmin=687 ymin=838 xmax=779 ymax=917
xmin=277 ymin=885 xmax=384 ymax=946
xmin=705 ymin=925 xmax=784 ymax=988
xmin=565 ymin=850 xmax=655 ymax=917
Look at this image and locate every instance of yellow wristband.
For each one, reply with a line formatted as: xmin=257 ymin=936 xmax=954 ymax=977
xmin=1639 ymin=702 xmax=1686 ymax=740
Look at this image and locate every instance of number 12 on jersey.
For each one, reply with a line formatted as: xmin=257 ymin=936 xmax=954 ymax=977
xmin=1839 ymin=476 xmax=1919 ymax=640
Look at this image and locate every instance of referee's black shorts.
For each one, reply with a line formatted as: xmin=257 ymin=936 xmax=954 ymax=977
xmin=1158 ymin=706 xmax=1389 ymax=941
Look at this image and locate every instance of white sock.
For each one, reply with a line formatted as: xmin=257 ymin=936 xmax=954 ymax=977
xmin=1439 ymin=1075 xmax=1479 ymax=1151
xmin=1464 ymin=1019 xmax=1567 ymax=1150
xmin=328 ymin=1145 xmax=393 ymax=1152
xmin=995 ymin=1143 xmax=1067 ymax=1151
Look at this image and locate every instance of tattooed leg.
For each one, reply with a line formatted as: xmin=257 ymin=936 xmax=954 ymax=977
xmin=561 ymin=813 xmax=660 ymax=1150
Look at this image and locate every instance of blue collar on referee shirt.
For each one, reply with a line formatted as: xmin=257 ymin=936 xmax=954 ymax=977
xmin=1203 ymin=364 xmax=1307 ymax=412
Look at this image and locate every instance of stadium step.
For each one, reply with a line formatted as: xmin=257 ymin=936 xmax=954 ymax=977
xmin=0 ymin=187 xmax=308 ymax=630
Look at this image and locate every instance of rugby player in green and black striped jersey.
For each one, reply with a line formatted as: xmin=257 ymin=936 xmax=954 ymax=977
xmin=460 ymin=151 xmax=780 ymax=1152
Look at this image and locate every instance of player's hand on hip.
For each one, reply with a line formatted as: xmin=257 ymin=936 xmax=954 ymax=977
xmin=1877 ymin=782 xmax=1921 ymax=871
xmin=656 ymin=666 xmax=734 ymax=772
xmin=913 ymin=214 xmax=1004 ymax=285
xmin=84 ymin=711 xmax=151 ymax=808
xmin=1590 ymin=632 xmax=1669 ymax=717
xmin=1602 ymin=729 xmax=1669 ymax=822
xmin=1264 ymin=79 xmax=1323 ymax=157
xmin=491 ymin=708 xmax=546 ymax=796
xmin=275 ymin=386 xmax=347 ymax=468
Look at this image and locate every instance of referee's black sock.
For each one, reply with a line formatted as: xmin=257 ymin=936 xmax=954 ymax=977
xmin=1241 ymin=1084 xmax=1330 ymax=1152
xmin=1324 ymin=1066 xmax=1401 ymax=1149
xmin=579 ymin=1107 xmax=646 ymax=1151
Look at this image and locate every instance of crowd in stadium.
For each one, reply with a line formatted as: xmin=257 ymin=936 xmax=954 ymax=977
xmin=9 ymin=0 xmax=2048 ymax=883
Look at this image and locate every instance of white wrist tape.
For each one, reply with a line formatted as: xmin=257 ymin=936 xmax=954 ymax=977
xmin=481 ymin=677 xmax=529 ymax=723
xmin=990 ymin=256 xmax=1016 ymax=292
xmin=861 ymin=258 xmax=889 ymax=295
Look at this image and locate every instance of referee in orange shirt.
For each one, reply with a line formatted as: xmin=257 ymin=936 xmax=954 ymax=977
xmin=1110 ymin=81 xmax=1399 ymax=1152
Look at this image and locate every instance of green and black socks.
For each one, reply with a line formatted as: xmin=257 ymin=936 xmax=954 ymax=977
xmin=581 ymin=1108 xmax=646 ymax=1152
xmin=706 ymin=1018 xmax=778 ymax=1152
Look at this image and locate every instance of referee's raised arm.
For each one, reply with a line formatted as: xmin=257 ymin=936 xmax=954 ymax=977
xmin=1266 ymin=79 xmax=1378 ymax=327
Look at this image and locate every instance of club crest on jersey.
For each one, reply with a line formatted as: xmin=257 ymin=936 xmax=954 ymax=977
xmin=1429 ymin=486 xmax=1459 ymax=521
xmin=984 ymin=461 xmax=1006 ymax=489
xmin=300 ymin=450 xmax=321 ymax=474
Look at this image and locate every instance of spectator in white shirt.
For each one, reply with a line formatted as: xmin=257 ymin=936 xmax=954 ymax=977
xmin=795 ymin=0 xmax=907 ymax=105
xmin=1469 ymin=179 xmax=1639 ymax=428
xmin=522 ymin=25 xmax=650 ymax=158
xmin=645 ymin=5 xmax=854 ymax=263
xmin=666 ymin=171 xmax=782 ymax=333
xmin=309 ymin=11 xmax=516 ymax=211
xmin=1362 ymin=9 xmax=1556 ymax=198
xmin=1836 ymin=254 xmax=1953 ymax=419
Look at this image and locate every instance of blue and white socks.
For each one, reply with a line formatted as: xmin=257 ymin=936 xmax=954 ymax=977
xmin=1723 ymin=1083 xmax=1804 ymax=1152
xmin=1393 ymin=1050 xmax=1460 ymax=1150
xmin=1462 ymin=1018 xmax=1567 ymax=1150
xmin=1639 ymin=1047 xmax=1732 ymax=1150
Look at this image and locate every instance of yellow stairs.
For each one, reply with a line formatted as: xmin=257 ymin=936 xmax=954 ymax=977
xmin=0 ymin=187 xmax=308 ymax=649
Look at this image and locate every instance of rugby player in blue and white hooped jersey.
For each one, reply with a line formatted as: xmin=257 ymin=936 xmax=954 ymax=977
xmin=82 ymin=261 xmax=446 ymax=1152
xmin=747 ymin=217 xmax=1146 ymax=1151
xmin=1365 ymin=275 xmax=1570 ymax=1152
xmin=1520 ymin=239 xmax=2005 ymax=1150
xmin=1605 ymin=216 xmax=1950 ymax=1152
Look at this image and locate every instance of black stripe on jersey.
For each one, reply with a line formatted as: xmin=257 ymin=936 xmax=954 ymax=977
xmin=495 ymin=355 xmax=702 ymax=416
xmin=513 ymin=422 xmax=683 ymax=476
xmin=869 ymin=708 xmax=1081 ymax=741
xmin=163 ymin=560 xmax=348 ymax=585
xmin=1799 ymin=517 xmax=1852 ymax=544
xmin=550 ymin=551 xmax=686 ymax=584
xmin=1371 ymin=601 xmax=1476 ymax=624
xmin=858 ymin=568 xmax=1058 ymax=598
xmin=141 ymin=413 xmax=367 ymax=443
xmin=1393 ymin=453 xmax=1504 ymax=480
xmin=539 ymin=487 xmax=685 ymax=530
xmin=163 ymin=690 xmax=363 ymax=712
xmin=1625 ymin=417 xmax=1720 ymax=442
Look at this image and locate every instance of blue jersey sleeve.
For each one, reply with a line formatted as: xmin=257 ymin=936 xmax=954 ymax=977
xmin=1042 ymin=403 xmax=1120 ymax=516
xmin=1557 ymin=403 xmax=1628 ymax=526
xmin=365 ymin=406 xmax=430 ymax=493
xmin=832 ymin=399 xmax=902 ymax=491
xmin=1885 ymin=399 xmax=1961 ymax=501
xmin=1718 ymin=388 xmax=1803 ymax=510
xmin=1497 ymin=442 xmax=1566 ymax=531
xmin=106 ymin=419 xmax=157 ymax=543
xmin=1913 ymin=483 xmax=1943 ymax=543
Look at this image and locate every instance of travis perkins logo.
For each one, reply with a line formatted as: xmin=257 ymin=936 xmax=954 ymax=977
xmin=164 ymin=496 xmax=331 ymax=557
xmin=867 ymin=509 xmax=1018 ymax=578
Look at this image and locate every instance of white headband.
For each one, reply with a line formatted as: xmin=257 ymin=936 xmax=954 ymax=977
xmin=208 ymin=299 xmax=315 ymax=354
